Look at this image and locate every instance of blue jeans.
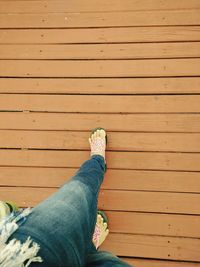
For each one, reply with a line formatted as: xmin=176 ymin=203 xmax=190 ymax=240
xmin=8 ymin=155 xmax=132 ymax=267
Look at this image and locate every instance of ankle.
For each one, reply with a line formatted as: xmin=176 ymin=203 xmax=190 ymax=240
xmin=90 ymin=151 xmax=105 ymax=160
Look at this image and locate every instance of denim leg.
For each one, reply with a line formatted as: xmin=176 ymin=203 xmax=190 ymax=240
xmin=7 ymin=155 xmax=106 ymax=267
xmin=86 ymin=250 xmax=134 ymax=267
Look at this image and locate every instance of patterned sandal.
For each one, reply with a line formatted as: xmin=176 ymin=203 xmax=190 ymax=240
xmin=92 ymin=210 xmax=109 ymax=249
xmin=90 ymin=127 xmax=108 ymax=172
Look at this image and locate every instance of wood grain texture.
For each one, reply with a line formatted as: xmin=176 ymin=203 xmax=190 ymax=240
xmin=1 ymin=42 xmax=200 ymax=59
xmin=1 ymin=0 xmax=200 ymax=264
xmin=0 ymin=59 xmax=200 ymax=77
xmin=0 ymin=77 xmax=200 ymax=94
xmin=1 ymin=27 xmax=200 ymax=44
xmin=0 ymin=149 xmax=200 ymax=171
xmin=1 ymin=113 xmax=200 ymax=133
xmin=0 ymin=10 xmax=200 ymax=28
xmin=1 ymin=94 xmax=200 ymax=113
xmin=1 ymin=0 xmax=200 ymax=13
xmin=102 ymin=233 xmax=200 ymax=261
xmin=1 ymin=130 xmax=200 ymax=152
xmin=105 ymin=211 xmax=200 ymax=238
xmin=99 ymin=190 xmax=200 ymax=214
xmin=0 ymin=167 xmax=199 ymax=193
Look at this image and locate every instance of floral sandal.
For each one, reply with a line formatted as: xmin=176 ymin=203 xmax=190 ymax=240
xmin=89 ymin=127 xmax=108 ymax=172
xmin=92 ymin=210 xmax=109 ymax=249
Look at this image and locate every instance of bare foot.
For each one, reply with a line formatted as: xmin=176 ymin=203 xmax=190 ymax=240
xmin=92 ymin=213 xmax=109 ymax=249
xmin=89 ymin=129 xmax=106 ymax=162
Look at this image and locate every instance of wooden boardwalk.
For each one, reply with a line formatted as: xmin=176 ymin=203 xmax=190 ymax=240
xmin=0 ymin=1 xmax=200 ymax=266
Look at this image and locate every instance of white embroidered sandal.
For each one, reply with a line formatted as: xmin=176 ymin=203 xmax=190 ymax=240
xmin=90 ymin=127 xmax=108 ymax=172
xmin=92 ymin=210 xmax=109 ymax=249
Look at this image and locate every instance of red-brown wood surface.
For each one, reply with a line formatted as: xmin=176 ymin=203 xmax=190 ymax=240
xmin=0 ymin=1 xmax=199 ymax=265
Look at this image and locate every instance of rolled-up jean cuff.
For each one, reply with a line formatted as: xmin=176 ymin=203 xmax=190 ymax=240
xmin=91 ymin=155 xmax=106 ymax=172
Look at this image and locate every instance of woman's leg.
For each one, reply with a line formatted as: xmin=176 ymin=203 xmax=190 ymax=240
xmin=7 ymin=130 xmax=107 ymax=267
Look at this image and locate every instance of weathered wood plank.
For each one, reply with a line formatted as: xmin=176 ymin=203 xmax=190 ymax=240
xmin=1 ymin=130 xmax=200 ymax=152
xmin=1 ymin=95 xmax=200 ymax=113
xmin=1 ymin=0 xmax=200 ymax=13
xmin=0 ymin=150 xmax=200 ymax=171
xmin=1 ymin=186 xmax=200 ymax=214
xmin=1 ymin=113 xmax=200 ymax=133
xmin=1 ymin=27 xmax=200 ymax=44
xmin=0 ymin=59 xmax=200 ymax=77
xmin=1 ymin=77 xmax=200 ymax=94
xmin=99 ymin=190 xmax=200 ymax=214
xmin=1 ymin=42 xmax=200 ymax=59
xmin=0 ymin=10 xmax=200 ymax=28
xmin=105 ymin=211 xmax=200 ymax=238
xmin=0 ymin=167 xmax=199 ymax=193
xmin=102 ymin=233 xmax=200 ymax=261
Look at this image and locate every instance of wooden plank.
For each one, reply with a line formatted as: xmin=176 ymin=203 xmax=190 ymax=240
xmin=1 ymin=186 xmax=200 ymax=214
xmin=1 ymin=77 xmax=200 ymax=94
xmin=1 ymin=113 xmax=200 ymax=133
xmin=0 ymin=150 xmax=200 ymax=171
xmin=1 ymin=0 xmax=200 ymax=13
xmin=0 ymin=10 xmax=200 ymax=28
xmin=1 ymin=130 xmax=200 ymax=152
xmin=104 ymin=170 xmax=200 ymax=193
xmin=99 ymin=190 xmax=200 ymax=214
xmin=105 ymin=211 xmax=200 ymax=238
xmin=1 ymin=42 xmax=200 ymax=59
xmin=1 ymin=94 xmax=200 ymax=113
xmin=1 ymin=59 xmax=200 ymax=77
xmin=123 ymin=258 xmax=200 ymax=267
xmin=1 ymin=27 xmax=200 ymax=44
xmin=102 ymin=233 xmax=200 ymax=261
xmin=0 ymin=167 xmax=200 ymax=193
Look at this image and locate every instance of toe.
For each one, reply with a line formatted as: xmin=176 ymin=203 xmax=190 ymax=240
xmin=94 ymin=130 xmax=98 ymax=138
xmin=97 ymin=129 xmax=101 ymax=138
xmin=105 ymin=229 xmax=109 ymax=236
xmin=100 ymin=218 xmax=104 ymax=226
xmin=92 ymin=131 xmax=96 ymax=141
xmin=103 ymin=222 xmax=108 ymax=230
xmin=100 ymin=216 xmax=104 ymax=225
xmin=97 ymin=214 xmax=102 ymax=224
xmin=100 ymin=129 xmax=106 ymax=139
xmin=90 ymin=133 xmax=93 ymax=142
